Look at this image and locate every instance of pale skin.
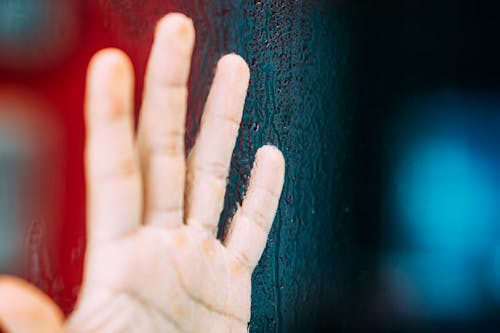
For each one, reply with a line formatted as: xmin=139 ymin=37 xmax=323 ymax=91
xmin=0 ymin=13 xmax=285 ymax=333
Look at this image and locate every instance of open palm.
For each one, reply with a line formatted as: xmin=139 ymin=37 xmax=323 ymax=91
xmin=65 ymin=13 xmax=285 ymax=333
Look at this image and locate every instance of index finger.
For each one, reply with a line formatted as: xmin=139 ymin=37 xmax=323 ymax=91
xmin=85 ymin=49 xmax=142 ymax=244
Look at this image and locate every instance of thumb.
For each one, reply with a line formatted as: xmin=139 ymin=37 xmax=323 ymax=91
xmin=0 ymin=276 xmax=63 ymax=333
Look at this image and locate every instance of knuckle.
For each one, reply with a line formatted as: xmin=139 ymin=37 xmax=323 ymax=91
xmin=205 ymin=111 xmax=241 ymax=132
xmin=243 ymin=207 xmax=268 ymax=233
xmin=191 ymin=160 xmax=227 ymax=180
xmin=148 ymin=130 xmax=184 ymax=157
xmin=90 ymin=155 xmax=138 ymax=183
xmin=114 ymin=157 xmax=138 ymax=179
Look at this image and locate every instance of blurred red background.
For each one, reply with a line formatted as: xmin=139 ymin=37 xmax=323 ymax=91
xmin=0 ymin=0 xmax=209 ymax=313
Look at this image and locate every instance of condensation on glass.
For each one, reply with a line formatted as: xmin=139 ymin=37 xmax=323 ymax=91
xmin=0 ymin=1 xmax=339 ymax=332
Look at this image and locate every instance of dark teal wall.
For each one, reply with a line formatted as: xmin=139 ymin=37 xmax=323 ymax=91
xmin=186 ymin=2 xmax=346 ymax=332
xmin=4 ymin=1 xmax=500 ymax=331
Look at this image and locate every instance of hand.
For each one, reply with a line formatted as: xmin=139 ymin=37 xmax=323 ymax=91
xmin=65 ymin=13 xmax=285 ymax=333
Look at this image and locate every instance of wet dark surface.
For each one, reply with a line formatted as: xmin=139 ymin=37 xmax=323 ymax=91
xmin=2 ymin=1 xmax=500 ymax=332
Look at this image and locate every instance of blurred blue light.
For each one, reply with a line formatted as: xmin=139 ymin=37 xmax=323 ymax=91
xmin=396 ymin=137 xmax=500 ymax=252
xmin=386 ymin=253 xmax=482 ymax=318
xmin=384 ymin=93 xmax=500 ymax=320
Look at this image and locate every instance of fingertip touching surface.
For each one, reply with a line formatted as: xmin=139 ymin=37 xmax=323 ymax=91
xmin=88 ymin=48 xmax=133 ymax=86
xmin=253 ymin=145 xmax=286 ymax=193
xmin=217 ymin=54 xmax=250 ymax=86
xmin=86 ymin=48 xmax=134 ymax=120
xmin=154 ymin=13 xmax=195 ymax=57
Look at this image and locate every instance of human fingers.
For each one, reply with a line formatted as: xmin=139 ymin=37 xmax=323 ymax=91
xmin=185 ymin=54 xmax=250 ymax=235
xmin=224 ymin=145 xmax=285 ymax=270
xmin=137 ymin=13 xmax=195 ymax=228
xmin=85 ymin=49 xmax=142 ymax=244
